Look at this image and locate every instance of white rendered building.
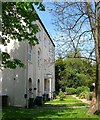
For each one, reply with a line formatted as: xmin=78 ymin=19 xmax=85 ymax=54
xmin=0 ymin=18 xmax=55 ymax=107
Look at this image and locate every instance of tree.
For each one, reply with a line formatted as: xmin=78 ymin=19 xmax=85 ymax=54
xmin=55 ymin=56 xmax=65 ymax=93
xmin=63 ymin=57 xmax=96 ymax=89
xmin=1 ymin=2 xmax=45 ymax=69
xmin=51 ymin=1 xmax=100 ymax=113
xmin=55 ymin=51 xmax=96 ymax=92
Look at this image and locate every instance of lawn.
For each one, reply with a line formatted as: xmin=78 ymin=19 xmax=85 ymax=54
xmin=1 ymin=95 xmax=100 ymax=120
xmin=45 ymin=98 xmax=82 ymax=103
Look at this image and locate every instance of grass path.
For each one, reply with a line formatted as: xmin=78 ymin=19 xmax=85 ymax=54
xmin=1 ymin=95 xmax=100 ymax=119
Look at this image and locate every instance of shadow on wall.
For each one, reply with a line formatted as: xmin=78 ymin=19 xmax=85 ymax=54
xmin=2 ymin=40 xmax=27 ymax=106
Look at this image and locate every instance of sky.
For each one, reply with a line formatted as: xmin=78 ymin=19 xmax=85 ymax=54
xmin=33 ymin=2 xmax=56 ymax=41
xmin=33 ymin=2 xmax=95 ymax=60
xmin=33 ymin=2 xmax=67 ymax=58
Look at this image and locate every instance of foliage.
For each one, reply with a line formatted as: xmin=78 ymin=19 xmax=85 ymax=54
xmin=55 ymin=95 xmax=60 ymax=99
xmin=76 ymin=86 xmax=90 ymax=97
xmin=55 ymin=51 xmax=96 ymax=92
xmin=58 ymin=90 xmax=65 ymax=101
xmin=65 ymin=87 xmax=76 ymax=95
xmin=28 ymin=98 xmax=34 ymax=108
xmin=55 ymin=56 xmax=66 ymax=92
xmin=79 ymin=91 xmax=89 ymax=99
xmin=1 ymin=2 xmax=45 ymax=69
xmin=64 ymin=58 xmax=95 ymax=89
xmin=2 ymin=52 xmax=24 ymax=69
xmin=79 ymin=91 xmax=93 ymax=100
xmin=85 ymin=92 xmax=93 ymax=100
xmin=34 ymin=96 xmax=43 ymax=106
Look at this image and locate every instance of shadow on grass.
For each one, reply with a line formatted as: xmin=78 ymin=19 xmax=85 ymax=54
xmin=44 ymin=102 xmax=89 ymax=107
xmin=1 ymin=106 xmax=99 ymax=120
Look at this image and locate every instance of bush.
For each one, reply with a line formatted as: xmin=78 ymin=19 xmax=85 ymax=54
xmin=56 ymin=95 xmax=60 ymax=99
xmin=79 ymin=91 xmax=89 ymax=99
xmin=28 ymin=98 xmax=34 ymax=108
xmin=42 ymin=94 xmax=49 ymax=101
xmin=34 ymin=96 xmax=43 ymax=106
xmin=85 ymin=92 xmax=93 ymax=100
xmin=76 ymin=86 xmax=90 ymax=96
xmin=65 ymin=87 xmax=76 ymax=95
xmin=58 ymin=90 xmax=65 ymax=101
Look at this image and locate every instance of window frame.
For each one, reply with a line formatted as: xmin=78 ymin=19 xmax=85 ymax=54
xmin=28 ymin=44 xmax=32 ymax=61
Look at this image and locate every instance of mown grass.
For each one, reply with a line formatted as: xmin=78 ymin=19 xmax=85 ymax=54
xmin=45 ymin=98 xmax=82 ymax=103
xmin=44 ymin=102 xmax=88 ymax=107
xmin=1 ymin=95 xmax=100 ymax=120
xmin=1 ymin=107 xmax=100 ymax=120
xmin=44 ymin=95 xmax=89 ymax=107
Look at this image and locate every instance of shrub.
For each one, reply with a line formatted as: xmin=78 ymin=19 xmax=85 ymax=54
xmin=83 ymin=86 xmax=90 ymax=92
xmin=79 ymin=91 xmax=89 ymax=99
xmin=76 ymin=86 xmax=90 ymax=96
xmin=28 ymin=98 xmax=34 ymax=108
xmin=34 ymin=96 xmax=43 ymax=106
xmin=56 ymin=95 xmax=60 ymax=99
xmin=85 ymin=92 xmax=93 ymax=100
xmin=58 ymin=90 xmax=65 ymax=101
xmin=42 ymin=94 xmax=49 ymax=101
xmin=65 ymin=87 xmax=76 ymax=95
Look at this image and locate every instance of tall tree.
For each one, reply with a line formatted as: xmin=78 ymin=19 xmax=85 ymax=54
xmin=1 ymin=2 xmax=45 ymax=69
xmin=55 ymin=56 xmax=65 ymax=93
xmin=55 ymin=51 xmax=96 ymax=92
xmin=52 ymin=1 xmax=100 ymax=113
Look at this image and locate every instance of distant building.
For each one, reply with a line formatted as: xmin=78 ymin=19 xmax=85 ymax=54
xmin=0 ymin=17 xmax=55 ymax=107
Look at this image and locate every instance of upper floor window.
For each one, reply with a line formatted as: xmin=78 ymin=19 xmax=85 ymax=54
xmin=28 ymin=45 xmax=32 ymax=61
xmin=38 ymin=49 xmax=41 ymax=67
xmin=44 ymin=35 xmax=47 ymax=47
xmin=38 ymin=31 xmax=41 ymax=40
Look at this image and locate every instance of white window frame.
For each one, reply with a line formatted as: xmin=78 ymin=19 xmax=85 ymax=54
xmin=28 ymin=45 xmax=32 ymax=61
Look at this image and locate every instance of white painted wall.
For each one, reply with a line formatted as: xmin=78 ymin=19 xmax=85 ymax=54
xmin=1 ymin=41 xmax=27 ymax=107
xmin=1 ymin=20 xmax=55 ymax=107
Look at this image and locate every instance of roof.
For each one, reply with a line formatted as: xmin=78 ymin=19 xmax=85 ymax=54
xmin=38 ymin=16 xmax=55 ymax=47
xmin=32 ymin=5 xmax=55 ymax=47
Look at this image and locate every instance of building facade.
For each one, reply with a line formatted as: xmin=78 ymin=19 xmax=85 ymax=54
xmin=0 ymin=19 xmax=55 ymax=107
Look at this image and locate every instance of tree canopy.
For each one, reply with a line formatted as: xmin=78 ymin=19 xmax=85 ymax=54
xmin=55 ymin=52 xmax=96 ymax=92
xmin=1 ymin=2 xmax=45 ymax=69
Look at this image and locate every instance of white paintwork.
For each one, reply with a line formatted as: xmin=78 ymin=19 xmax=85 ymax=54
xmin=0 ymin=20 xmax=55 ymax=107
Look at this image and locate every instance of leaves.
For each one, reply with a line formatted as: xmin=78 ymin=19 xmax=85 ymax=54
xmin=55 ymin=52 xmax=96 ymax=92
xmin=1 ymin=2 xmax=45 ymax=69
xmin=34 ymin=2 xmax=45 ymax=11
xmin=1 ymin=52 xmax=24 ymax=69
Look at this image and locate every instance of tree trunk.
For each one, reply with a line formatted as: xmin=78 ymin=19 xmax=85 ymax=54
xmin=87 ymin=1 xmax=100 ymax=114
xmin=96 ymin=4 xmax=100 ymax=112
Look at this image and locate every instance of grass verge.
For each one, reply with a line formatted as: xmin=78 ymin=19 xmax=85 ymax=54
xmin=1 ymin=95 xmax=100 ymax=120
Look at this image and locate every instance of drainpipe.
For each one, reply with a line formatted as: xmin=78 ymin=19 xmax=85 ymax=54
xmin=25 ymin=43 xmax=28 ymax=108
